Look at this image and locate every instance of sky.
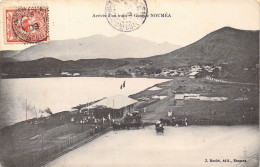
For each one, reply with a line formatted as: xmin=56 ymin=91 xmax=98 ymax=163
xmin=0 ymin=0 xmax=259 ymax=50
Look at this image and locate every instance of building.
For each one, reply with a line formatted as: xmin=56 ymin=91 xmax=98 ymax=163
xmin=82 ymin=95 xmax=137 ymax=119
xmin=184 ymin=94 xmax=200 ymax=100
xmin=61 ymin=72 xmax=69 ymax=76
xmin=73 ymin=73 xmax=80 ymax=76
xmin=161 ymin=71 xmax=169 ymax=76
xmin=189 ymin=72 xmax=199 ymax=79
xmin=179 ymin=72 xmax=185 ymax=76
xmin=45 ymin=73 xmax=51 ymax=76
xmin=61 ymin=72 xmax=72 ymax=76
xmin=190 ymin=65 xmax=202 ymax=72
xmin=174 ymin=94 xmax=185 ymax=106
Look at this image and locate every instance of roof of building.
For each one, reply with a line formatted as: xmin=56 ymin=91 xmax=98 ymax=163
xmin=86 ymin=95 xmax=137 ymax=110
xmin=184 ymin=94 xmax=200 ymax=97
xmin=175 ymin=94 xmax=185 ymax=100
xmin=148 ymin=86 xmax=162 ymax=91
xmin=189 ymin=72 xmax=199 ymax=76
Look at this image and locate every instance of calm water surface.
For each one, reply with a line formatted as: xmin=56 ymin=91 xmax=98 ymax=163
xmin=0 ymin=77 xmax=169 ymax=128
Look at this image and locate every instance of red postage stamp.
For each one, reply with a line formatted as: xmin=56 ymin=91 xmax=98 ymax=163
xmin=5 ymin=7 xmax=49 ymax=43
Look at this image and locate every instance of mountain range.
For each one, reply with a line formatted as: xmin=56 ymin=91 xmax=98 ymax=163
xmin=1 ymin=34 xmax=180 ymax=61
xmin=0 ymin=27 xmax=259 ymax=83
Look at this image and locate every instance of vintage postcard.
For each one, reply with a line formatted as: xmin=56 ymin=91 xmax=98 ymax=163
xmin=0 ymin=0 xmax=259 ymax=167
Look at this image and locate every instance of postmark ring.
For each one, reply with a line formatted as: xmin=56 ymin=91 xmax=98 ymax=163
xmin=12 ymin=7 xmax=48 ymax=43
xmin=105 ymin=0 xmax=148 ymax=32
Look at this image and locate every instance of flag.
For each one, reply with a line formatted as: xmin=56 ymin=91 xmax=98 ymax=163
xmin=123 ymin=81 xmax=125 ymax=88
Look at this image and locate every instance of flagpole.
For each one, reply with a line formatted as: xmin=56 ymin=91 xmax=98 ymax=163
xmin=113 ymin=99 xmax=114 ymax=118
xmin=26 ymin=98 xmax=27 ymax=121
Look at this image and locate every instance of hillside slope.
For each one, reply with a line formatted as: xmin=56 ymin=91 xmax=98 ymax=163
xmin=144 ymin=27 xmax=259 ymax=82
xmin=1 ymin=27 xmax=259 ymax=83
xmin=147 ymin=27 xmax=259 ymax=67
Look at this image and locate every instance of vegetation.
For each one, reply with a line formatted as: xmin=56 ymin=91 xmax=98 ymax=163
xmin=1 ymin=27 xmax=259 ymax=83
xmin=130 ymin=77 xmax=259 ymax=125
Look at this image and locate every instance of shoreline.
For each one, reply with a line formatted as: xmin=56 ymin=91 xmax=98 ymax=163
xmin=0 ymin=77 xmax=171 ymax=130
xmin=0 ymin=77 xmax=258 ymax=167
xmin=1 ymin=75 xmax=258 ymax=85
xmin=1 ymin=76 xmax=258 ymax=130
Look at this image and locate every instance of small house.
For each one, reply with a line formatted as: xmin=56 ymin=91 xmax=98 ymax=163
xmin=179 ymin=72 xmax=185 ymax=76
xmin=174 ymin=94 xmax=185 ymax=106
xmin=45 ymin=73 xmax=51 ymax=76
xmin=61 ymin=72 xmax=69 ymax=76
xmin=191 ymin=65 xmax=202 ymax=72
xmin=73 ymin=73 xmax=80 ymax=77
xmin=161 ymin=71 xmax=169 ymax=77
xmin=189 ymin=72 xmax=199 ymax=79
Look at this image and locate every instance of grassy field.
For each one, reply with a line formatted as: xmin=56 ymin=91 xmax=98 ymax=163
xmin=130 ymin=77 xmax=259 ymax=125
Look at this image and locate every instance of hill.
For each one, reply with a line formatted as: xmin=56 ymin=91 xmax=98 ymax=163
xmin=146 ymin=27 xmax=258 ymax=66
xmin=0 ymin=57 xmax=129 ymax=77
xmin=0 ymin=50 xmax=20 ymax=62
xmin=5 ymin=34 xmax=180 ymax=61
xmin=1 ymin=27 xmax=259 ymax=83
xmin=144 ymin=27 xmax=259 ymax=82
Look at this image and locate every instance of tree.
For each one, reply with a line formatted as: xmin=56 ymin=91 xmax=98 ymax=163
xmin=212 ymin=68 xmax=219 ymax=78
xmin=155 ymin=68 xmax=162 ymax=74
xmin=115 ymin=70 xmax=128 ymax=76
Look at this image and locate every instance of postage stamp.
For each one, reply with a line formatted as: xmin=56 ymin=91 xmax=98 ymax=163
xmin=105 ymin=0 xmax=148 ymax=32
xmin=5 ymin=7 xmax=49 ymax=43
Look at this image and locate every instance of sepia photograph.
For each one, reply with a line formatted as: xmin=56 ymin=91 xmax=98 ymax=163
xmin=0 ymin=0 xmax=259 ymax=167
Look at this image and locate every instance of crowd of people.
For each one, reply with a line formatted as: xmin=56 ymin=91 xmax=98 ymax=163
xmin=158 ymin=111 xmax=189 ymax=127
xmin=70 ymin=109 xmax=189 ymax=134
xmin=111 ymin=111 xmax=143 ymax=131
xmin=70 ymin=110 xmax=144 ymax=132
xmin=70 ymin=111 xmax=111 ymax=125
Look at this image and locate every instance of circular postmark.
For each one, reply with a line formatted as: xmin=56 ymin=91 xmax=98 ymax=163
xmin=105 ymin=0 xmax=148 ymax=32
xmin=12 ymin=7 xmax=48 ymax=43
